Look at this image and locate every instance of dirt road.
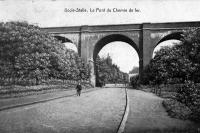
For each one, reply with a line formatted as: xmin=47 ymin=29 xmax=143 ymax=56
xmin=0 ymin=88 xmax=126 ymax=133
xmin=125 ymin=89 xmax=200 ymax=133
xmin=1 ymin=87 xmax=199 ymax=133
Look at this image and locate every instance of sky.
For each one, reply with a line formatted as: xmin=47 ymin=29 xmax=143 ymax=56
xmin=98 ymin=42 xmax=139 ymax=73
xmin=0 ymin=0 xmax=200 ymax=73
xmin=1 ymin=0 xmax=200 ymax=27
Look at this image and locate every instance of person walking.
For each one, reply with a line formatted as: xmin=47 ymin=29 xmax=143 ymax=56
xmin=76 ymin=82 xmax=82 ymax=96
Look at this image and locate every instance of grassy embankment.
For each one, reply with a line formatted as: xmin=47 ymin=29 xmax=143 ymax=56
xmin=0 ymin=80 xmax=93 ymax=98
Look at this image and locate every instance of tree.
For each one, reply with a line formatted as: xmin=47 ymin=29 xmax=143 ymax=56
xmin=95 ymin=54 xmax=128 ymax=86
xmin=129 ymin=66 xmax=139 ymax=74
xmin=0 ymin=21 xmax=91 ymax=85
xmin=142 ymin=28 xmax=200 ymax=85
xmin=0 ymin=21 xmax=56 ymax=84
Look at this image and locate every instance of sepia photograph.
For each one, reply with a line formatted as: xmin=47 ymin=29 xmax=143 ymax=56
xmin=0 ymin=0 xmax=200 ymax=132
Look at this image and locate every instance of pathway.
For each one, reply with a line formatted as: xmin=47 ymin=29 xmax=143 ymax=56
xmin=124 ymin=89 xmax=200 ymax=133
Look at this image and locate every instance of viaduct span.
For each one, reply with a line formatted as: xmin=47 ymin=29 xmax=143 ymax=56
xmin=42 ymin=22 xmax=200 ymax=86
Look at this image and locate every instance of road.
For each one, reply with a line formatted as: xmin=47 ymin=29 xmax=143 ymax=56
xmin=124 ymin=89 xmax=200 ymax=133
xmin=0 ymin=86 xmax=199 ymax=133
xmin=0 ymin=87 xmax=126 ymax=133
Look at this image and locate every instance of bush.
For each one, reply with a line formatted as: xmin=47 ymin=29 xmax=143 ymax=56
xmin=190 ymin=104 xmax=200 ymax=122
xmin=130 ymin=75 xmax=139 ymax=88
xmin=176 ymin=81 xmax=199 ymax=107
xmin=176 ymin=80 xmax=200 ymax=122
xmin=162 ymin=99 xmax=192 ymax=120
xmin=96 ymin=77 xmax=105 ymax=87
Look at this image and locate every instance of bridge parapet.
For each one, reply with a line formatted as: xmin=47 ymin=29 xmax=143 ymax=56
xmin=41 ymin=21 xmax=200 ymax=34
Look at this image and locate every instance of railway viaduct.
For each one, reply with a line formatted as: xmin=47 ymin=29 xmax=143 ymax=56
xmin=42 ymin=22 xmax=200 ymax=86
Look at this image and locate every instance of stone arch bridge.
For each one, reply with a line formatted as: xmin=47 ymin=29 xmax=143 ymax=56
xmin=42 ymin=22 xmax=200 ymax=86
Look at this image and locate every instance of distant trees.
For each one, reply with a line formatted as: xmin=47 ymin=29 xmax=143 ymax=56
xmin=129 ymin=66 xmax=139 ymax=74
xmin=129 ymin=67 xmax=139 ymax=88
xmin=95 ymin=54 xmax=128 ymax=86
xmin=0 ymin=21 xmax=90 ymax=85
xmin=130 ymin=74 xmax=139 ymax=88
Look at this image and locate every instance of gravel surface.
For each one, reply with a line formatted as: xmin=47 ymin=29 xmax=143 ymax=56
xmin=0 ymin=88 xmax=99 ymax=110
xmin=0 ymin=87 xmax=126 ymax=133
xmin=124 ymin=89 xmax=200 ymax=133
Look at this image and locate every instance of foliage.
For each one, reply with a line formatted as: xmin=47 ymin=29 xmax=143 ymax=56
xmin=0 ymin=21 xmax=90 ymax=85
xmin=142 ymin=28 xmax=200 ymax=122
xmin=130 ymin=74 xmax=139 ymax=88
xmin=178 ymin=81 xmax=200 ymax=122
xmin=176 ymin=81 xmax=199 ymax=107
xmin=142 ymin=45 xmax=194 ymax=85
xmin=182 ymin=28 xmax=200 ymax=82
xmin=162 ymin=99 xmax=192 ymax=120
xmin=176 ymin=81 xmax=200 ymax=122
xmin=95 ymin=55 xmax=128 ymax=87
xmin=129 ymin=66 xmax=139 ymax=74
xmin=143 ymin=28 xmax=200 ymax=85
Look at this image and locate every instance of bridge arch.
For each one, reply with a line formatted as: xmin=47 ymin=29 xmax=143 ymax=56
xmin=54 ymin=35 xmax=74 ymax=43
xmin=54 ymin=35 xmax=78 ymax=52
xmin=92 ymin=34 xmax=140 ymax=86
xmin=93 ymin=34 xmax=140 ymax=61
xmin=156 ymin=32 xmax=184 ymax=45
xmin=152 ymin=32 xmax=184 ymax=58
